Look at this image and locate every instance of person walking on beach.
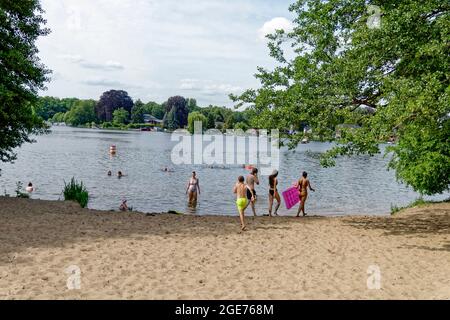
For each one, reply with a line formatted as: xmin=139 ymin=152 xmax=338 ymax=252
xmin=268 ymin=170 xmax=281 ymax=216
xmin=186 ymin=171 xmax=200 ymax=208
xmin=233 ymin=176 xmax=248 ymax=231
xmin=297 ymin=171 xmax=315 ymax=217
xmin=245 ymin=167 xmax=259 ymax=216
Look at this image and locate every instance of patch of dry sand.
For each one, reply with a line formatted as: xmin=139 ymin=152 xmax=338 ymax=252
xmin=0 ymin=197 xmax=449 ymax=300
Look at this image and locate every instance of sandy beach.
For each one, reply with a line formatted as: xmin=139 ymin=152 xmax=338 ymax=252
xmin=0 ymin=197 xmax=449 ymax=300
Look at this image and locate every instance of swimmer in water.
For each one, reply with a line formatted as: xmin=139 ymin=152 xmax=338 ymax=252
xmin=26 ymin=182 xmax=34 ymax=193
xmin=186 ymin=171 xmax=200 ymax=208
xmin=118 ymin=171 xmax=125 ymax=178
xmin=233 ymin=175 xmax=248 ymax=231
xmin=107 ymin=171 xmax=112 ymax=176
xmin=119 ymin=200 xmax=129 ymax=211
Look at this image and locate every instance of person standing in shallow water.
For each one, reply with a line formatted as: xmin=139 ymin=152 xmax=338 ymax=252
xmin=297 ymin=171 xmax=315 ymax=217
xmin=233 ymin=176 xmax=248 ymax=231
xmin=268 ymin=170 xmax=281 ymax=216
xmin=245 ymin=167 xmax=259 ymax=217
xmin=186 ymin=171 xmax=200 ymax=208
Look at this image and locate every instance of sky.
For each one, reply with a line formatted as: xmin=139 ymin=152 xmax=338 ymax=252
xmin=37 ymin=0 xmax=295 ymax=107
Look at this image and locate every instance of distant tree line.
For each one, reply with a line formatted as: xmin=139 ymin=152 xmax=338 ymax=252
xmin=33 ymin=90 xmax=254 ymax=132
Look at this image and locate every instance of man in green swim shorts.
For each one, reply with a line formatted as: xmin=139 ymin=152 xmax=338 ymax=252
xmin=233 ymin=176 xmax=248 ymax=231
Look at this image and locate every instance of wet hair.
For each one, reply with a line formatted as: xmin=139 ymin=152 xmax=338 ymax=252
xmin=118 ymin=171 xmax=123 ymax=176
xmin=192 ymin=171 xmax=196 ymax=176
xmin=238 ymin=176 xmax=245 ymax=183
xmin=28 ymin=182 xmax=33 ymax=187
xmin=251 ymin=168 xmax=258 ymax=175
xmin=302 ymin=171 xmax=308 ymax=178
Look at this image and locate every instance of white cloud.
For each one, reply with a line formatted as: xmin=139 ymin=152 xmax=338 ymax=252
xmin=180 ymin=79 xmax=242 ymax=96
xmin=258 ymin=17 xmax=293 ymax=40
xmin=58 ymin=54 xmax=83 ymax=63
xmin=180 ymin=79 xmax=201 ymax=90
xmin=83 ymin=78 xmax=123 ymax=87
xmin=38 ymin=0 xmax=293 ymax=106
xmin=58 ymin=54 xmax=124 ymax=71
xmin=80 ymin=60 xmax=124 ymax=71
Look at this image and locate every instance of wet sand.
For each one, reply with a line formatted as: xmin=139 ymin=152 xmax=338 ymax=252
xmin=0 ymin=197 xmax=449 ymax=299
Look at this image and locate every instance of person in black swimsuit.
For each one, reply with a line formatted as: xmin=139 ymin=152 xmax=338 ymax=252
xmin=268 ymin=170 xmax=281 ymax=216
xmin=245 ymin=168 xmax=259 ymax=217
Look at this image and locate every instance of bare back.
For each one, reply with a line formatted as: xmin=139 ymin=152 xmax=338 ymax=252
xmin=299 ymin=178 xmax=310 ymax=193
xmin=234 ymin=182 xmax=247 ymax=199
xmin=246 ymin=174 xmax=259 ymax=190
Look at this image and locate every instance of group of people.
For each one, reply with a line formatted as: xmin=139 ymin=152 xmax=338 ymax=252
xmin=106 ymin=164 xmax=315 ymax=229
xmin=233 ymin=168 xmax=315 ymax=231
xmin=108 ymin=171 xmax=125 ymax=178
xmin=184 ymin=168 xmax=315 ymax=231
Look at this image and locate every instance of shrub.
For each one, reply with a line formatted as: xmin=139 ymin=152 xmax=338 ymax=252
xmin=63 ymin=177 xmax=89 ymax=208
xmin=390 ymin=204 xmax=401 ymax=216
xmin=15 ymin=181 xmax=30 ymax=199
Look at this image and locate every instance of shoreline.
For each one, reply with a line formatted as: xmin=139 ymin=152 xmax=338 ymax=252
xmin=1 ymin=197 xmax=449 ymax=299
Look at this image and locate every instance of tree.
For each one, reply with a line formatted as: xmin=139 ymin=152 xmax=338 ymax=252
xmin=0 ymin=1 xmax=50 ymax=165
xmin=188 ymin=111 xmax=207 ymax=134
xmin=146 ymin=101 xmax=164 ymax=119
xmin=131 ymin=99 xmax=145 ymax=123
xmin=96 ymin=90 xmax=133 ymax=122
xmin=232 ymin=0 xmax=450 ymax=195
xmin=112 ymin=108 xmax=129 ymax=126
xmin=64 ymin=100 xmax=96 ymax=126
xmin=234 ymin=122 xmax=249 ymax=132
xmin=223 ymin=115 xmax=235 ymax=130
xmin=51 ymin=112 xmax=65 ymax=123
xmin=163 ymin=109 xmax=177 ymax=131
xmin=206 ymin=113 xmax=216 ymax=129
xmin=187 ymin=98 xmax=199 ymax=113
xmin=162 ymin=96 xmax=188 ymax=129
xmin=34 ymin=96 xmax=79 ymax=120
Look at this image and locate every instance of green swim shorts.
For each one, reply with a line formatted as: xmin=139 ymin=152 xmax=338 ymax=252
xmin=236 ymin=197 xmax=247 ymax=210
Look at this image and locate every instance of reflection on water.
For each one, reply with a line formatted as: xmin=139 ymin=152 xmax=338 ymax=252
xmin=0 ymin=126 xmax=447 ymax=216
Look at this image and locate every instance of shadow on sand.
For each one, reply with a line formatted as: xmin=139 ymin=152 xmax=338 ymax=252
xmin=0 ymin=197 xmax=326 ymax=265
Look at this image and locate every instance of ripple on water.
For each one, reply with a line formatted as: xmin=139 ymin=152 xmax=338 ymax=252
xmin=0 ymin=126 xmax=447 ymax=215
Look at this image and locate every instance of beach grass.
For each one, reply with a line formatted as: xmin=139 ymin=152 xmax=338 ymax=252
xmin=391 ymin=197 xmax=450 ymax=215
xmin=63 ymin=177 xmax=89 ymax=208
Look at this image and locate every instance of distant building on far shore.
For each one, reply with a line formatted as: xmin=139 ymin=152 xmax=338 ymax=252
xmin=143 ymin=114 xmax=163 ymax=125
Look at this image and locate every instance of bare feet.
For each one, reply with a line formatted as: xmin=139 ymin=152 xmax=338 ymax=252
xmin=241 ymin=225 xmax=247 ymax=231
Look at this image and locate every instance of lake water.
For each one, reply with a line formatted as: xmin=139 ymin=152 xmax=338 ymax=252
xmin=0 ymin=126 xmax=447 ymax=216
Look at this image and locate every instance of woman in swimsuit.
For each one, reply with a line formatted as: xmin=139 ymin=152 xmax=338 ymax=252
xmin=186 ymin=171 xmax=200 ymax=208
xmin=268 ymin=170 xmax=281 ymax=216
xmin=297 ymin=171 xmax=315 ymax=217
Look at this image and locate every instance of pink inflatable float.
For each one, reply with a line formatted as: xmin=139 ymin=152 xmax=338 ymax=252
xmin=282 ymin=186 xmax=300 ymax=210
